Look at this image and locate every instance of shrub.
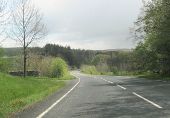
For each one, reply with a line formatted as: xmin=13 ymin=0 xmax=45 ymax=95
xmin=112 ymin=67 xmax=118 ymax=74
xmin=50 ymin=58 xmax=68 ymax=78
xmin=81 ymin=65 xmax=99 ymax=75
xmin=39 ymin=57 xmax=52 ymax=77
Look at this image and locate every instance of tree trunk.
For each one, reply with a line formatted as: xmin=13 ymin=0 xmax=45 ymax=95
xmin=23 ymin=47 xmax=26 ymax=77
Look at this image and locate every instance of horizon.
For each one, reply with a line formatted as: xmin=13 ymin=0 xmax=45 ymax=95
xmin=2 ymin=44 xmax=133 ymax=51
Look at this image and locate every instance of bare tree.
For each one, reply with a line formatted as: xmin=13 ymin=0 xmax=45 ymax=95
xmin=0 ymin=0 xmax=8 ymax=44
xmin=0 ymin=0 xmax=7 ymax=26
xmin=10 ymin=0 xmax=46 ymax=77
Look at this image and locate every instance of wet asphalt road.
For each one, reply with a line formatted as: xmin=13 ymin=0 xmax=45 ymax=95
xmin=15 ymin=72 xmax=170 ymax=118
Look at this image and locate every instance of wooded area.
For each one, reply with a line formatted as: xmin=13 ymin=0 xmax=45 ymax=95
xmin=0 ymin=0 xmax=170 ymax=77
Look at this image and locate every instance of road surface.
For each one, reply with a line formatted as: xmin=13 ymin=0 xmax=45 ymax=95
xmin=14 ymin=71 xmax=170 ymax=118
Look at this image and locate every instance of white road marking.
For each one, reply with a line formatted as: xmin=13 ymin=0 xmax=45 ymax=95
xmin=92 ymin=75 xmax=163 ymax=109
xmin=36 ymin=76 xmax=80 ymax=118
xmin=101 ymin=78 xmax=113 ymax=84
xmin=100 ymin=78 xmax=127 ymax=90
xmin=117 ymin=85 xmax=127 ymax=90
xmin=133 ymin=92 xmax=163 ymax=109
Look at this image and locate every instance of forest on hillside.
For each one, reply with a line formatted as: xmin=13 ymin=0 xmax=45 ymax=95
xmin=0 ymin=42 xmax=163 ymax=76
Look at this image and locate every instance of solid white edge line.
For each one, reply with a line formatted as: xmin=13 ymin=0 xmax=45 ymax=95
xmin=117 ymin=85 xmax=127 ymax=90
xmin=133 ymin=92 xmax=163 ymax=109
xmin=36 ymin=75 xmax=80 ymax=118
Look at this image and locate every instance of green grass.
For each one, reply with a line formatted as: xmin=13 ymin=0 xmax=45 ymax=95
xmin=105 ymin=71 xmax=170 ymax=80
xmin=110 ymin=71 xmax=141 ymax=76
xmin=81 ymin=70 xmax=136 ymax=76
xmin=56 ymin=74 xmax=75 ymax=80
xmin=0 ymin=73 xmax=71 ymax=118
xmin=81 ymin=69 xmax=170 ymax=80
xmin=102 ymin=71 xmax=170 ymax=80
xmin=137 ymin=73 xmax=170 ymax=80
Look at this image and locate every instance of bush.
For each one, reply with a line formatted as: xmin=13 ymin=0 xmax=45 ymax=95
xmin=50 ymin=58 xmax=68 ymax=78
xmin=112 ymin=67 xmax=118 ymax=74
xmin=39 ymin=57 xmax=52 ymax=77
xmin=81 ymin=65 xmax=99 ymax=75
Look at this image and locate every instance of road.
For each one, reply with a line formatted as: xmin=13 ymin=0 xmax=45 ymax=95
xmin=14 ymin=71 xmax=170 ymax=118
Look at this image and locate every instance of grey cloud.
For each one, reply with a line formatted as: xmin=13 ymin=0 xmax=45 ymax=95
xmin=3 ymin=0 xmax=143 ymax=49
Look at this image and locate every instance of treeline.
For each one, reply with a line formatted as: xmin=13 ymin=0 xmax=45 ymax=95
xmin=3 ymin=40 xmax=168 ymax=76
xmin=4 ymin=44 xmax=97 ymax=68
xmin=3 ymin=44 xmax=133 ymax=74
xmin=43 ymin=44 xmax=96 ymax=68
xmin=3 ymin=43 xmax=155 ymax=75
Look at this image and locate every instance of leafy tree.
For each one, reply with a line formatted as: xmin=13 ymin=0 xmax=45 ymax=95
xmin=132 ymin=42 xmax=157 ymax=72
xmin=92 ymin=54 xmax=110 ymax=73
xmin=134 ymin=0 xmax=170 ymax=75
xmin=107 ymin=51 xmax=132 ymax=72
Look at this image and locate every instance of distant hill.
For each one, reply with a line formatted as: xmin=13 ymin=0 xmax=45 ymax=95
xmin=3 ymin=46 xmax=133 ymax=57
xmin=3 ymin=48 xmax=22 ymax=56
xmin=99 ymin=49 xmax=133 ymax=52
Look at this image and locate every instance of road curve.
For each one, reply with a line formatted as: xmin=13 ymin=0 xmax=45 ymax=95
xmin=14 ymin=71 xmax=170 ymax=118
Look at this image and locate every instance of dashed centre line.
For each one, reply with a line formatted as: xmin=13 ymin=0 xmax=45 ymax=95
xmin=117 ymin=85 xmax=127 ymax=90
xmin=99 ymin=77 xmax=163 ymax=109
xmin=101 ymin=78 xmax=126 ymax=90
xmin=133 ymin=92 xmax=163 ymax=109
xmin=100 ymin=78 xmax=113 ymax=84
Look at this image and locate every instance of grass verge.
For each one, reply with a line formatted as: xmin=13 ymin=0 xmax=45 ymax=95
xmin=81 ymin=70 xmax=170 ymax=80
xmin=137 ymin=73 xmax=170 ymax=80
xmin=0 ymin=73 xmax=73 ymax=118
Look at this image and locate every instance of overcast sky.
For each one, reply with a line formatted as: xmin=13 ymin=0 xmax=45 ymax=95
xmin=3 ymin=0 xmax=143 ymax=50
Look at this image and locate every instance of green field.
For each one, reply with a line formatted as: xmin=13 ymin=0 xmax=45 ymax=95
xmin=0 ymin=73 xmax=70 ymax=118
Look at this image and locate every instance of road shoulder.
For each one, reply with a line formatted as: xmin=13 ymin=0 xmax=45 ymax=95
xmin=11 ymin=78 xmax=79 ymax=118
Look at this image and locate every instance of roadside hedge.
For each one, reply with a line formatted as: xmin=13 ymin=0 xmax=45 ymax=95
xmin=50 ymin=58 xmax=68 ymax=78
